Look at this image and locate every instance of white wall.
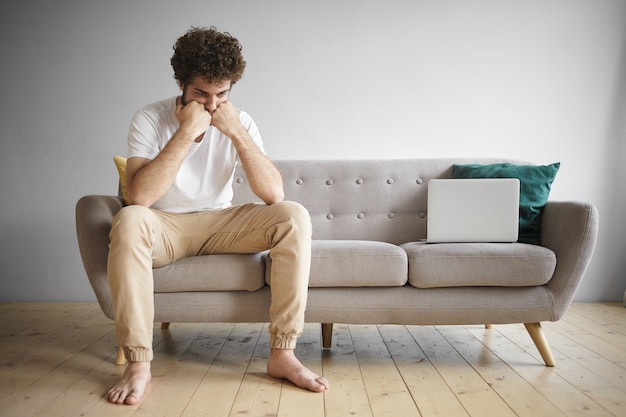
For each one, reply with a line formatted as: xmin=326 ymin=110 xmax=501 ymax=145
xmin=1 ymin=0 xmax=624 ymax=302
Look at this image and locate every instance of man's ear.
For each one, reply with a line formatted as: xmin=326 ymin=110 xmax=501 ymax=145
xmin=177 ymin=80 xmax=184 ymax=90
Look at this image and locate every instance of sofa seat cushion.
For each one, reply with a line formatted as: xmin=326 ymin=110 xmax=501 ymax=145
xmin=401 ymin=242 xmax=556 ymax=288
xmin=312 ymin=240 xmax=408 ymax=287
xmin=266 ymin=240 xmax=408 ymax=287
xmin=153 ymin=252 xmax=267 ymax=293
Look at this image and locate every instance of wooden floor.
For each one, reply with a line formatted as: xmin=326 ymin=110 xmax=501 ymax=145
xmin=1 ymin=303 xmax=625 ymax=417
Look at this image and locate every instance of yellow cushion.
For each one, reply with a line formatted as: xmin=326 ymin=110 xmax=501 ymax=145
xmin=113 ymin=155 xmax=129 ymax=203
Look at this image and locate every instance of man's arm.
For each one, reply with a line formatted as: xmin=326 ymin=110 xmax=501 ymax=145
xmin=212 ymin=102 xmax=284 ymax=205
xmin=126 ymin=100 xmax=211 ymax=207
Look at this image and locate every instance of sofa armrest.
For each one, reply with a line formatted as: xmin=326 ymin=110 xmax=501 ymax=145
xmin=540 ymin=201 xmax=599 ymax=320
xmin=75 ymin=195 xmax=125 ymax=319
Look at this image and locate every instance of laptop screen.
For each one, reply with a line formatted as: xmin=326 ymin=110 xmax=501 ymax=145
xmin=427 ymin=178 xmax=520 ymax=243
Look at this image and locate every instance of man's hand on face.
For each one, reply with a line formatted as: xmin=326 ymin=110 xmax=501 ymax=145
xmin=175 ymin=99 xmax=212 ymax=142
xmin=210 ymin=101 xmax=244 ymax=139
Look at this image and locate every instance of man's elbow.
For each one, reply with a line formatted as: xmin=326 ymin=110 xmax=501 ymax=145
xmin=263 ymin=189 xmax=285 ymax=205
xmin=127 ymin=197 xmax=153 ymax=208
xmin=127 ymin=190 xmax=155 ymax=208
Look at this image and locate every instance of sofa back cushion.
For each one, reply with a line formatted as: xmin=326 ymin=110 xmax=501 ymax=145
xmin=232 ymin=158 xmax=528 ymax=244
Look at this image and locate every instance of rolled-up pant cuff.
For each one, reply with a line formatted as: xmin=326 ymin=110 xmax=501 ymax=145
xmin=124 ymin=346 xmax=153 ymax=362
xmin=270 ymin=335 xmax=298 ymax=350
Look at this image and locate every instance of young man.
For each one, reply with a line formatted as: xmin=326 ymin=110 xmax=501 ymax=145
xmin=106 ymin=27 xmax=329 ymax=405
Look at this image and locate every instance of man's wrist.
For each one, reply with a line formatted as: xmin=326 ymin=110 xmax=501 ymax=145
xmin=225 ymin=125 xmax=251 ymax=143
xmin=177 ymin=124 xmax=204 ymax=142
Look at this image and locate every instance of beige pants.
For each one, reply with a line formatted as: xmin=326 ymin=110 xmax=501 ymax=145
xmin=107 ymin=201 xmax=312 ymax=362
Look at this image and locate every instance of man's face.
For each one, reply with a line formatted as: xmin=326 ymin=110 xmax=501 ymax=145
xmin=180 ymin=77 xmax=232 ymax=113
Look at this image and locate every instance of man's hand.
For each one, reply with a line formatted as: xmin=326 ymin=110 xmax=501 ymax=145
xmin=211 ymin=101 xmax=245 ymax=138
xmin=175 ymin=99 xmax=212 ymax=142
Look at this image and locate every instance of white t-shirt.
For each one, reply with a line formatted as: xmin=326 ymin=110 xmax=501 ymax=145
xmin=127 ymin=96 xmax=265 ymax=213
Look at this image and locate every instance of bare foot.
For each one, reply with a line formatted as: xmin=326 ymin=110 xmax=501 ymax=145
xmin=267 ymin=349 xmax=329 ymax=392
xmin=106 ymin=361 xmax=151 ymax=405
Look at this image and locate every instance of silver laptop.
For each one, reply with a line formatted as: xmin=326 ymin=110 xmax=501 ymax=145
xmin=427 ymin=178 xmax=520 ymax=243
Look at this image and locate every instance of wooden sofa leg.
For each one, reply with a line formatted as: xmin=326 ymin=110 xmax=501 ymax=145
xmin=115 ymin=346 xmax=127 ymax=366
xmin=524 ymin=322 xmax=555 ymax=367
xmin=485 ymin=324 xmax=493 ymax=329
xmin=322 ymin=323 xmax=333 ymax=349
xmin=161 ymin=322 xmax=171 ymax=329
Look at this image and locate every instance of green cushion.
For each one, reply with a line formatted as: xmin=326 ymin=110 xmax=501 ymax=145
xmin=452 ymin=162 xmax=560 ymax=244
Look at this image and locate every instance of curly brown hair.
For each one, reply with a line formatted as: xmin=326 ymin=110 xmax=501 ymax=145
xmin=170 ymin=26 xmax=246 ymax=86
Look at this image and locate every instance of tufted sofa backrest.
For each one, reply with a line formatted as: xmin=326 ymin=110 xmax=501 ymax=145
xmin=232 ymin=158 xmax=526 ymax=245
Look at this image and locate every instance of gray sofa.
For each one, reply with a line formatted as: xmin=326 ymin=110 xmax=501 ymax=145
xmin=76 ymin=158 xmax=599 ymax=367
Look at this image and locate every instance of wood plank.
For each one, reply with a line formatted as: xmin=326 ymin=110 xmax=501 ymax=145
xmin=0 ymin=323 xmax=116 ymax=416
xmin=1 ymin=303 xmax=103 ymax=355
xmin=560 ymin=310 xmax=626 ymax=356
xmin=350 ymin=324 xmax=421 ymax=417
xmin=1 ymin=303 xmax=626 ymax=417
xmin=0 ymin=302 xmax=90 ymax=338
xmin=406 ymin=325 xmax=517 ymax=417
xmin=31 ymin=329 xmax=120 ymax=417
xmin=546 ymin=317 xmax=626 ymax=372
xmin=228 ymin=324 xmax=282 ymax=417
xmin=136 ymin=323 xmax=233 ymax=417
xmin=322 ymin=324 xmax=373 ymax=417
xmin=548 ymin=325 xmax=626 ymax=392
xmin=467 ymin=324 xmax=612 ymax=417
xmin=568 ymin=303 xmax=626 ymax=336
xmin=378 ymin=325 xmax=470 ymax=417
xmin=180 ymin=323 xmax=263 ymax=417
xmin=493 ymin=323 xmax=621 ymax=416
xmin=0 ymin=307 xmax=113 ymax=403
xmin=438 ymin=325 xmax=568 ymax=417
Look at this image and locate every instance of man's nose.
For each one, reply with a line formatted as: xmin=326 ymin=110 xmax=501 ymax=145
xmin=205 ymin=97 xmax=218 ymax=113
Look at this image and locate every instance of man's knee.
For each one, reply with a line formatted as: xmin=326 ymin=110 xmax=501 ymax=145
xmin=111 ymin=205 xmax=158 ymax=236
xmin=273 ymin=201 xmax=312 ymax=235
